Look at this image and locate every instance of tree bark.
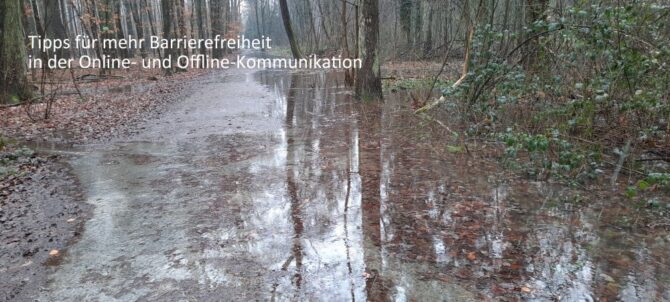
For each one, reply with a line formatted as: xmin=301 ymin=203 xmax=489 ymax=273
xmin=355 ymin=0 xmax=383 ymax=100
xmin=161 ymin=0 xmax=177 ymax=74
xmin=210 ymin=0 xmax=227 ymax=58
xmin=341 ymin=0 xmax=353 ymax=86
xmin=195 ymin=0 xmax=207 ymax=55
xmin=45 ymin=0 xmax=69 ymax=58
xmin=523 ymin=0 xmax=549 ymax=68
xmin=399 ymin=0 xmax=412 ymax=46
xmin=1 ymin=0 xmax=31 ymax=103
xmin=423 ymin=1 xmax=434 ymax=57
xmin=279 ymin=0 xmax=302 ymax=59
xmin=253 ymin=0 xmax=262 ymax=39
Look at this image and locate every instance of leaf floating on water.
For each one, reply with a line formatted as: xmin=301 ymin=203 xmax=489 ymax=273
xmin=49 ymin=249 xmax=60 ymax=257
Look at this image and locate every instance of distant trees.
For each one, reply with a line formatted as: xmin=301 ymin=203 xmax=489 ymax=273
xmin=0 ymin=0 xmax=242 ymax=104
xmin=20 ymin=0 xmax=239 ymax=64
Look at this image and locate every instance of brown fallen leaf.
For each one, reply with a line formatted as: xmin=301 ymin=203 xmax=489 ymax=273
xmin=520 ymin=286 xmax=532 ymax=293
xmin=467 ymin=252 xmax=477 ymax=261
xmin=49 ymin=249 xmax=60 ymax=257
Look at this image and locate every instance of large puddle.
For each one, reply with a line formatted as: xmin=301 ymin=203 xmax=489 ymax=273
xmin=38 ymin=68 xmax=669 ymax=301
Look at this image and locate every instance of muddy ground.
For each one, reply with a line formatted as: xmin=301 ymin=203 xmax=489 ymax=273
xmin=0 ymin=68 xmax=204 ymax=301
xmin=0 ymin=156 xmax=90 ymax=301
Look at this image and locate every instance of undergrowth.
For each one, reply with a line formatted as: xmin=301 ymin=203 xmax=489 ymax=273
xmin=435 ymin=2 xmax=670 ymax=205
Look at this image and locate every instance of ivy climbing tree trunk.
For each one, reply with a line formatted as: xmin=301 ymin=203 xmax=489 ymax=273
xmin=523 ymin=0 xmax=549 ymax=68
xmin=1 ymin=0 xmax=31 ymax=104
xmin=355 ymin=0 xmax=383 ymax=100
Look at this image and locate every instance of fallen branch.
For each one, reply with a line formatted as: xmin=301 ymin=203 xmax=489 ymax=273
xmin=415 ymin=25 xmax=474 ymax=114
xmin=610 ymin=138 xmax=632 ymax=189
xmin=75 ymin=74 xmax=125 ymax=82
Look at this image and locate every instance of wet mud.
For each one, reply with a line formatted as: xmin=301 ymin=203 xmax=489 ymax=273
xmin=1 ymin=158 xmax=91 ymax=301
xmin=30 ymin=68 xmax=670 ymax=301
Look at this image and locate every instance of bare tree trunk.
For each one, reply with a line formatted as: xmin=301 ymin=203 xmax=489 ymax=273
xmin=195 ymin=0 xmax=207 ymax=56
xmin=306 ymin=0 xmax=319 ymax=51
xmin=316 ymin=0 xmax=331 ymax=46
xmin=210 ymin=0 xmax=226 ymax=58
xmin=129 ymin=0 xmax=147 ymax=57
xmin=412 ymin=0 xmax=422 ymax=49
xmin=176 ymin=0 xmax=188 ymax=55
xmin=161 ymin=0 xmax=177 ymax=74
xmin=253 ymin=0 xmax=262 ymax=39
xmin=399 ymin=0 xmax=412 ymax=47
xmin=1 ymin=0 xmax=31 ymax=103
xmin=355 ymin=0 xmax=383 ymax=99
xmin=341 ymin=0 xmax=354 ymax=86
xmin=423 ymin=1 xmax=434 ymax=57
xmin=45 ymin=0 xmax=69 ymax=58
xmin=260 ymin=0 xmax=266 ymax=37
xmin=279 ymin=0 xmax=302 ymax=59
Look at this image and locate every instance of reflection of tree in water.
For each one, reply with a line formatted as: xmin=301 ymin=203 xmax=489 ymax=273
xmin=357 ymin=102 xmax=390 ymax=301
xmin=380 ymin=138 xmax=438 ymax=263
xmin=272 ymin=71 xmax=369 ymax=300
xmin=269 ymin=71 xmax=669 ymax=301
xmin=285 ymin=73 xmax=304 ymax=291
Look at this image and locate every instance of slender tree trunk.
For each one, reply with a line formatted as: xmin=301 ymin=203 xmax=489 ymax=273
xmin=316 ymin=0 xmax=331 ymax=46
xmin=412 ymin=0 xmax=422 ymax=49
xmin=341 ymin=0 xmax=353 ymax=86
xmin=423 ymin=2 xmax=434 ymax=57
xmin=279 ymin=0 xmax=301 ymax=59
xmin=210 ymin=0 xmax=226 ymax=58
xmin=253 ymin=0 xmax=262 ymax=39
xmin=1 ymin=0 xmax=31 ymax=103
xmin=399 ymin=0 xmax=412 ymax=47
xmin=195 ymin=0 xmax=207 ymax=55
xmin=177 ymin=0 xmax=188 ymax=55
xmin=260 ymin=0 xmax=266 ymax=37
xmin=129 ymin=0 xmax=146 ymax=57
xmin=114 ymin=0 xmax=129 ymax=58
xmin=161 ymin=0 xmax=177 ymax=74
xmin=306 ymin=0 xmax=319 ymax=51
xmin=355 ymin=0 xmax=383 ymax=100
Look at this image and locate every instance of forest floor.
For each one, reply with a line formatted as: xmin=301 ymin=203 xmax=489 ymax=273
xmin=0 ymin=66 xmax=206 ymax=300
xmin=1 ymin=59 xmax=669 ymax=300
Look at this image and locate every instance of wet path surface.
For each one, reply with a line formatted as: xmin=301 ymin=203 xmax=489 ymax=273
xmin=39 ymin=68 xmax=669 ymax=301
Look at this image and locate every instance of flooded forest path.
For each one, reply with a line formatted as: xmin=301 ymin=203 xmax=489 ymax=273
xmin=38 ymin=67 xmax=669 ymax=301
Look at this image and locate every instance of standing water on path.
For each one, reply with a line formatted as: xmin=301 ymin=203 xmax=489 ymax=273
xmin=39 ymin=68 xmax=669 ymax=301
